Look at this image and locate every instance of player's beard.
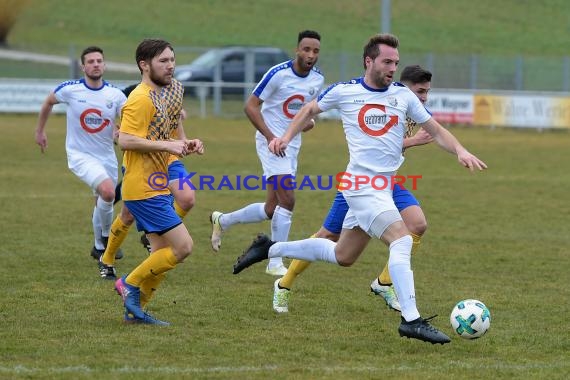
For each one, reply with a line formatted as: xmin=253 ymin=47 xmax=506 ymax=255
xmin=371 ymin=71 xmax=392 ymax=89
xmin=85 ymin=72 xmax=103 ymax=81
xmin=149 ymin=65 xmax=172 ymax=87
xmin=301 ymin=57 xmax=316 ymax=72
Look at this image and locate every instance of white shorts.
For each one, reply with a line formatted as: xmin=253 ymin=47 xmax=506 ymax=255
xmin=255 ymin=134 xmax=299 ymax=178
xmin=67 ymin=152 xmax=118 ymax=194
xmin=342 ymin=178 xmax=402 ymax=236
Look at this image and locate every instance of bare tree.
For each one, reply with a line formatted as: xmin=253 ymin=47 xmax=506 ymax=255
xmin=0 ymin=0 xmax=29 ymax=46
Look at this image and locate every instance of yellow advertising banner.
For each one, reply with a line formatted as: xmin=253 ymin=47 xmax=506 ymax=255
xmin=474 ymin=94 xmax=570 ymax=129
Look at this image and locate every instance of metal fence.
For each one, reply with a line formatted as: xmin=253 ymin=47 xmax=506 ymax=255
xmin=177 ymin=50 xmax=570 ymax=117
xmin=172 ymin=47 xmax=570 ymax=92
xmin=2 ymin=46 xmax=569 ymax=118
xmin=316 ymin=52 xmax=570 ymax=92
xmin=3 ymin=45 xmax=568 ymax=92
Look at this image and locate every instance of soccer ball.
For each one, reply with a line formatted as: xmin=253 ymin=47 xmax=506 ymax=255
xmin=450 ymin=299 xmax=491 ymax=339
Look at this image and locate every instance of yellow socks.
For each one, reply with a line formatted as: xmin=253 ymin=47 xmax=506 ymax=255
xmin=101 ymin=216 xmax=131 ymax=266
xmin=279 ymin=259 xmax=311 ymax=289
xmin=378 ymin=262 xmax=392 ymax=285
xmin=125 ymin=247 xmax=178 ymax=287
xmin=410 ymin=232 xmax=421 ymax=255
xmin=174 ymin=201 xmax=188 ymax=219
xmin=140 ymin=272 xmax=166 ymax=308
xmin=278 ymin=233 xmax=317 ymax=289
xmin=378 ymin=232 xmax=422 ymax=285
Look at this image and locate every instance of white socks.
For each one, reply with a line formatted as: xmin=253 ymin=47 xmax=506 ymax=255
xmin=92 ymin=206 xmax=104 ymax=250
xmin=96 ymin=197 xmax=114 ymax=240
xmin=219 ymin=202 xmax=268 ymax=230
xmin=271 ymin=206 xmax=292 ymax=242
xmin=269 ymin=238 xmax=338 ymax=264
xmin=268 ymin=206 xmax=292 ymax=268
xmin=218 ymin=202 xmax=288 ymax=268
xmin=388 ymin=235 xmax=420 ymax=322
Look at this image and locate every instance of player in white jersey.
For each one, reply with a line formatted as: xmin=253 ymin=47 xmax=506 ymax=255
xmin=233 ymin=34 xmax=487 ymax=344
xmin=35 ymin=46 xmax=127 ymax=261
xmin=210 ymin=30 xmax=325 ymax=276
xmin=272 ymin=65 xmax=435 ymax=314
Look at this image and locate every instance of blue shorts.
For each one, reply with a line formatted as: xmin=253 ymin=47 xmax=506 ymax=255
xmin=124 ymin=194 xmax=182 ymax=234
xmin=392 ymin=183 xmax=420 ymax=212
xmin=321 ymin=191 xmax=349 ymax=235
xmin=168 ymin=160 xmax=190 ymax=183
xmin=117 ymin=161 xmax=189 ymax=202
xmin=322 ymin=184 xmax=420 ymax=234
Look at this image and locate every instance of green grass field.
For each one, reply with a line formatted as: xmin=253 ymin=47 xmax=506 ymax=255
xmin=3 ymin=0 xmax=569 ymax=90
xmin=2 ymin=1 xmax=570 ymax=378
xmin=1 ymin=113 xmax=569 ymax=379
xmin=8 ymin=0 xmax=570 ymax=56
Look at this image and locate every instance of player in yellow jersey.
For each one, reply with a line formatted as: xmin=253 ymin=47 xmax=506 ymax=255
xmin=97 ymin=78 xmax=196 ymax=281
xmin=113 ymin=39 xmax=203 ymax=325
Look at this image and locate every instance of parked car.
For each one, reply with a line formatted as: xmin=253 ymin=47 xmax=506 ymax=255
xmin=174 ymin=46 xmax=290 ymax=96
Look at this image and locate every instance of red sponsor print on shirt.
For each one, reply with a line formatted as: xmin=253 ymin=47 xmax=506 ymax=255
xmin=357 ymin=104 xmax=398 ymax=137
xmin=282 ymin=94 xmax=305 ymax=119
xmin=80 ymin=108 xmax=110 ymax=133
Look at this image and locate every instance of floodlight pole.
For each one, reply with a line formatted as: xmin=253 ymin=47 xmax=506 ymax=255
xmin=381 ymin=0 xmax=391 ymax=33
xmin=69 ymin=44 xmax=79 ymax=79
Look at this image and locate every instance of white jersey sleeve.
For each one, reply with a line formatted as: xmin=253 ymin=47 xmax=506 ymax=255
xmin=406 ymin=93 xmax=431 ymax=125
xmin=252 ymin=60 xmax=324 ymax=149
xmin=317 ymin=78 xmax=431 ymax=180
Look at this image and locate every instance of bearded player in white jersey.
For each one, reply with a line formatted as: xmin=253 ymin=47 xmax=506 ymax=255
xmin=35 ymin=46 xmax=127 ymax=261
xmin=232 ymin=33 xmax=487 ymax=344
xmin=210 ymin=30 xmax=325 ymax=276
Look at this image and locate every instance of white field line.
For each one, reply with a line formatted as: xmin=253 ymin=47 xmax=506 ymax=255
xmin=0 ymin=193 xmax=88 ymax=199
xmin=1 ymin=361 xmax=569 ymax=375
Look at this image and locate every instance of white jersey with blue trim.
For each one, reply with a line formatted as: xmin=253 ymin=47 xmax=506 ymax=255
xmin=317 ymin=78 xmax=431 ymax=178
xmin=253 ymin=60 xmax=324 ymax=149
xmin=54 ymin=78 xmax=126 ymax=160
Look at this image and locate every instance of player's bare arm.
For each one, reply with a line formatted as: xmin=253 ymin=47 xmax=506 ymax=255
xmin=301 ymin=118 xmax=316 ymax=132
xmin=170 ymin=116 xmax=203 ymax=155
xmin=403 ymin=128 xmax=434 ymax=149
xmin=420 ymin=118 xmax=487 ymax=171
xmin=35 ymin=92 xmax=60 ymax=153
xmin=186 ymin=139 xmax=204 ymax=155
xmin=269 ymin=99 xmax=321 ymax=156
xmin=112 ymin=108 xmax=125 ymax=143
xmin=244 ymin=95 xmax=275 ymax=142
xmin=118 ymin=132 xmax=189 ymax=157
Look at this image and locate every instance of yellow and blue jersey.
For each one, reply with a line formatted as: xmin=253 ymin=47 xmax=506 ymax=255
xmin=120 ymin=82 xmax=172 ymax=200
xmin=163 ymin=78 xmax=184 ymax=138
xmin=163 ymin=79 xmax=185 ymax=166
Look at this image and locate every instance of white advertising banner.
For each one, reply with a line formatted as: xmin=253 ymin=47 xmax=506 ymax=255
xmin=0 ymin=80 xmax=66 ymax=113
xmin=0 ymin=79 xmax=131 ymax=114
xmin=426 ymin=91 xmax=474 ymax=124
xmin=1 ymin=79 xmax=569 ymax=129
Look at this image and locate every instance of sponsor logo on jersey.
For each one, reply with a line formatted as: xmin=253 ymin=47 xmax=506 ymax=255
xmin=357 ymin=104 xmax=398 ymax=137
xmin=80 ymin=108 xmax=110 ymax=133
xmin=282 ymin=94 xmax=305 ymax=119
